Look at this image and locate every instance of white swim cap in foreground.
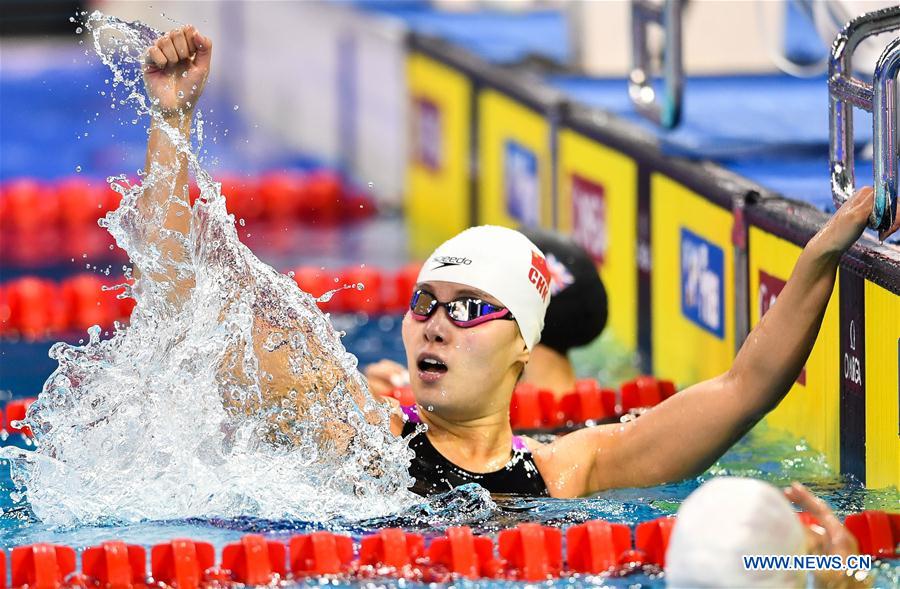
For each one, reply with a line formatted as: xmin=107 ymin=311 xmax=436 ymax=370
xmin=665 ymin=477 xmax=807 ymax=588
xmin=417 ymin=226 xmax=551 ymax=350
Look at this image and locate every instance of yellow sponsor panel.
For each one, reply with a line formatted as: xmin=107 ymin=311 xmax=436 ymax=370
xmin=748 ymin=227 xmax=840 ymax=469
xmin=405 ymin=52 xmax=472 ymax=258
xmin=557 ymin=129 xmax=638 ymax=352
xmin=864 ymin=280 xmax=900 ymax=489
xmin=477 ymin=89 xmax=552 ymax=229
xmin=651 ymin=175 xmax=734 ymax=386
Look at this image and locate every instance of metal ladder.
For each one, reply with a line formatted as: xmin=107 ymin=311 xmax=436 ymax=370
xmin=630 ymin=0 xmax=683 ymax=130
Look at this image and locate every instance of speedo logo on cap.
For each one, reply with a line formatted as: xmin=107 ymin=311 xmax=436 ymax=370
xmin=431 ymin=255 xmax=472 ymax=270
xmin=529 ymin=251 xmax=551 ymax=301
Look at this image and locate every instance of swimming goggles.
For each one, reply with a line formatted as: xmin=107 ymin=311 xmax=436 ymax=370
xmin=409 ymin=289 xmax=515 ymax=327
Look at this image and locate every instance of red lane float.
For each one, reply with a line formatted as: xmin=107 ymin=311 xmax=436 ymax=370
xmin=289 ymin=264 xmax=421 ymax=315
xmin=4 ymin=278 xmax=67 ymax=339
xmin=1 ymin=179 xmax=57 ymax=232
xmin=220 ymin=534 xmax=286 ymax=585
xmin=498 ymin=523 xmax=562 ymax=581
xmin=566 ymin=520 xmax=632 ymax=574
xmin=5 ymin=374 xmax=674 ymax=439
xmin=635 ymin=516 xmax=676 ymax=567
xmin=1 ymin=263 xmax=416 ymax=341
xmin=290 ymin=532 xmax=354 ymax=577
xmin=508 ymin=384 xmax=549 ymax=429
xmin=358 ymin=529 xmax=425 ymax=573
xmin=427 ymin=526 xmax=499 ymax=580
xmin=291 ymin=267 xmax=335 ymax=303
xmin=0 ymin=172 xmax=375 ymax=235
xmin=488 ymin=376 xmax=679 ymax=431
xmin=620 ymin=376 xmax=661 ymax=412
xmin=340 ymin=266 xmax=383 ymax=315
xmin=216 ymin=174 xmax=262 ymax=222
xmin=383 ymin=264 xmax=420 ymax=314
xmin=385 ymin=386 xmax=415 ymax=406
xmin=10 ymin=543 xmax=76 ymax=589
xmin=2 ymin=275 xmax=133 ymax=340
xmin=61 ymin=275 xmax=117 ymax=332
xmin=259 ymin=171 xmax=306 ymax=220
xmin=56 ymin=177 xmax=112 ymax=228
xmin=151 ymin=539 xmax=216 ymax=589
xmin=559 ymin=380 xmax=617 ymax=424
xmin=0 ymin=511 xmax=896 ymax=586
xmin=844 ymin=510 xmax=900 ymax=558
xmin=301 ymin=171 xmax=341 ymax=223
xmin=81 ymin=541 xmax=147 ymax=588
xmin=5 ymin=398 xmax=36 ymax=437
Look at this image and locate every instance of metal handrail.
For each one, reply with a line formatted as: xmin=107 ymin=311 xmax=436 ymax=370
xmin=629 ymin=0 xmax=683 ymax=129
xmin=873 ymin=36 xmax=900 ymax=237
xmin=828 ymin=5 xmax=900 ymax=234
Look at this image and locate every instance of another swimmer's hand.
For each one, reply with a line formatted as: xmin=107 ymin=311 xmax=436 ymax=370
xmin=143 ymin=25 xmax=211 ymax=119
xmin=785 ymin=483 xmax=869 ymax=589
xmin=364 ymin=359 xmax=409 ymax=398
xmin=812 ymin=186 xmax=875 ymax=257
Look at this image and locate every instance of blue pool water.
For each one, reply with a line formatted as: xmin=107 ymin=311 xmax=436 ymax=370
xmin=1 ymin=417 xmax=898 ymax=586
xmin=1 ymin=34 xmax=897 ymax=589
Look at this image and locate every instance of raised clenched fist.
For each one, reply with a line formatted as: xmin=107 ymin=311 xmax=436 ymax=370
xmin=143 ymin=25 xmax=212 ymax=117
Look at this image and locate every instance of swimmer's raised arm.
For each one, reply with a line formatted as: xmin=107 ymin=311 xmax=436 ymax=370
xmin=537 ymin=187 xmax=876 ymax=497
xmin=136 ymin=25 xmax=211 ymax=302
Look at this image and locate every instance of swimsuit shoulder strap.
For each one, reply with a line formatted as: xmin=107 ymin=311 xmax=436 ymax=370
xmin=512 ymin=436 xmax=528 ymax=451
xmin=401 ymin=404 xmax=421 ymax=424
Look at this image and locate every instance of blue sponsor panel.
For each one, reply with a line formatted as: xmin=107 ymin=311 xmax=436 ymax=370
xmin=680 ymin=227 xmax=725 ymax=339
xmin=504 ymin=140 xmax=539 ymax=226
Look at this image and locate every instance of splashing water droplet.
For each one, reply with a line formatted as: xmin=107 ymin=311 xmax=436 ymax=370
xmin=0 ymin=10 xmax=415 ymax=528
xmin=75 ymin=165 xmax=82 ymax=173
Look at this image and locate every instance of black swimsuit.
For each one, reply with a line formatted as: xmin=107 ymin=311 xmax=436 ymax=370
xmin=401 ymin=406 xmax=549 ymax=497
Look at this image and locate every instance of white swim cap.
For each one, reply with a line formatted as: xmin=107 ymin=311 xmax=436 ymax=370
xmin=416 ymin=226 xmax=551 ymax=350
xmin=665 ymin=477 xmax=807 ymax=588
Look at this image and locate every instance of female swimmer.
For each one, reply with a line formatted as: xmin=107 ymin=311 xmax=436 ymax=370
xmin=139 ymin=26 xmax=881 ymax=498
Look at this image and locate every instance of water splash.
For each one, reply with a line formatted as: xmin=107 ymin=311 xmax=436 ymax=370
xmin=0 ymin=11 xmax=416 ymax=526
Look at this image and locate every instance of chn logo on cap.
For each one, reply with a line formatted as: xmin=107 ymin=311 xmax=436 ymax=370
xmin=529 ymin=251 xmax=550 ymax=301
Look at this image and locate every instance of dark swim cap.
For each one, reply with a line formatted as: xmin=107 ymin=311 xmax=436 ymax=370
xmin=521 ymin=229 xmax=608 ymax=355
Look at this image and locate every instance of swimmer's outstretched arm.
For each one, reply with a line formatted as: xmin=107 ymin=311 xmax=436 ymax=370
xmin=537 ymin=187 xmax=876 ymax=497
xmin=136 ymin=26 xmax=211 ymax=301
